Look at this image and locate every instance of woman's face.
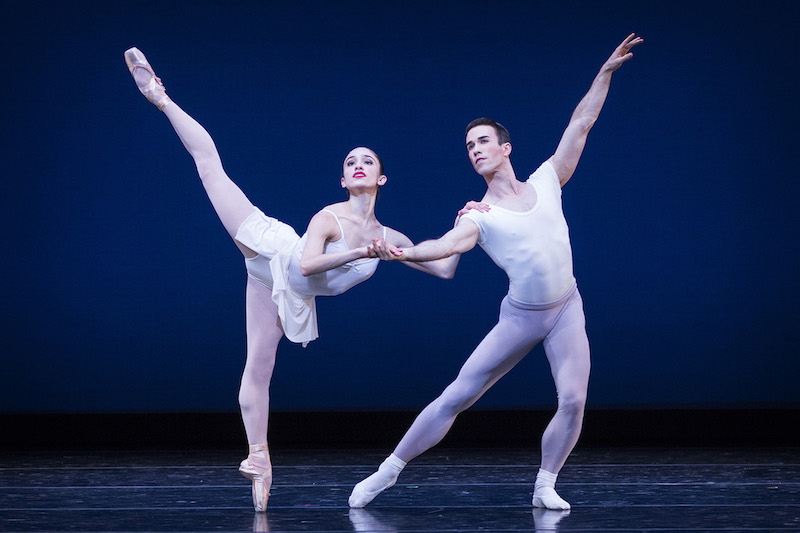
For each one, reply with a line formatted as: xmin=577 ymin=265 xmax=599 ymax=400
xmin=341 ymin=147 xmax=386 ymax=192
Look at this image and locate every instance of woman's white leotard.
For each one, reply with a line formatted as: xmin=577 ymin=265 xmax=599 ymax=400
xmin=235 ymin=209 xmax=384 ymax=346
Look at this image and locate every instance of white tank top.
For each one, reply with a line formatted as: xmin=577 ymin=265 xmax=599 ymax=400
xmin=288 ymin=209 xmax=384 ymax=297
xmin=460 ymin=161 xmax=575 ymax=304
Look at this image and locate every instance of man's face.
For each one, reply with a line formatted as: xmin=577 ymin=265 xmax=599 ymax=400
xmin=465 ymin=125 xmax=509 ymax=175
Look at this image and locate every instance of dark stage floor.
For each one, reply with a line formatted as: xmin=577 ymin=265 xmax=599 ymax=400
xmin=1 ymin=447 xmax=799 ymax=532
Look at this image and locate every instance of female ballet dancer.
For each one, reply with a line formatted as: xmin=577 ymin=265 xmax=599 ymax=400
xmin=123 ymin=47 xmax=459 ymax=512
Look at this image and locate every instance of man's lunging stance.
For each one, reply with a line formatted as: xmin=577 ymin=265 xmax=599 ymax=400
xmin=350 ymin=33 xmax=643 ymax=510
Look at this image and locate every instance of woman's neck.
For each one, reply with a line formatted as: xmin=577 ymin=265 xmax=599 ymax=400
xmin=344 ymin=190 xmax=378 ymax=223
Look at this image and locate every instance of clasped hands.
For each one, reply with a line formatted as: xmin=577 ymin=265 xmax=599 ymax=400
xmin=365 ymin=200 xmax=491 ymax=261
xmin=366 ymin=238 xmax=404 ymax=260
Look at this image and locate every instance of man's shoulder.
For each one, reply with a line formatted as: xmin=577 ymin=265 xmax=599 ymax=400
xmin=527 ymin=159 xmax=557 ymax=180
xmin=458 ymin=209 xmax=488 ymax=236
xmin=527 ymin=161 xmax=561 ymax=193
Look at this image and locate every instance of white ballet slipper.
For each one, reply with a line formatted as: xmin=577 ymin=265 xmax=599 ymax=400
xmin=533 ymin=487 xmax=571 ymax=510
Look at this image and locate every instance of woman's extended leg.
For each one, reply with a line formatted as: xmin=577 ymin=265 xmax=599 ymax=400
xmin=125 ymin=48 xmax=256 ymax=256
xmin=161 ymin=103 xmax=256 ymax=254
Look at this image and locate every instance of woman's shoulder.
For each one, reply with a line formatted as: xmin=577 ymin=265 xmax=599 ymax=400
xmin=311 ymin=203 xmax=346 ymax=222
xmin=317 ymin=201 xmax=347 ymax=214
xmin=306 ymin=205 xmax=346 ymax=239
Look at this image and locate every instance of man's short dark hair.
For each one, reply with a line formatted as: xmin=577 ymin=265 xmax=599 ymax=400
xmin=465 ymin=118 xmax=511 ymax=145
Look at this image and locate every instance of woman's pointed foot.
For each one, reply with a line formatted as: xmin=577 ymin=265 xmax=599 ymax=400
xmin=239 ymin=444 xmax=272 ymax=512
xmin=124 ymin=47 xmax=171 ymax=110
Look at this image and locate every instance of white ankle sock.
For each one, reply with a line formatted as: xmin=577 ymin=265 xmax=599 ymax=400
xmin=349 ymin=454 xmax=406 ymax=508
xmin=533 ymin=469 xmax=571 ymax=510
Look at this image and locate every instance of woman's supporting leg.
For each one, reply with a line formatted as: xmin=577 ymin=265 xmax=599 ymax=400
xmin=239 ymin=277 xmax=282 ymax=444
xmin=238 ymin=277 xmax=283 ymax=511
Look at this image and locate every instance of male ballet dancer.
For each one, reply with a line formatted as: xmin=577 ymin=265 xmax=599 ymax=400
xmin=350 ymin=33 xmax=643 ymax=510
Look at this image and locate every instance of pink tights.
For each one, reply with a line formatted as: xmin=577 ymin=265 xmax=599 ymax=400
xmin=161 ymin=102 xmax=282 ymax=446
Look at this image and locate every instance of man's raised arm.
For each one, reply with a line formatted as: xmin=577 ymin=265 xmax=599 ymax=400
xmin=550 ymin=33 xmax=644 ymax=186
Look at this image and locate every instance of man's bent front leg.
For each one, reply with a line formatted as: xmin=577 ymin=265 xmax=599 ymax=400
xmin=535 ymin=292 xmax=590 ymax=510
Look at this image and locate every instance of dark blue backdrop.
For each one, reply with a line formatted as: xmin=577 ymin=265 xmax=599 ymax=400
xmin=2 ymin=1 xmax=798 ymax=413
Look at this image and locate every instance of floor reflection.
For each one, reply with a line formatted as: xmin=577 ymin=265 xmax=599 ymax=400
xmin=252 ymin=511 xmax=269 ymax=532
xmin=531 ymin=508 xmax=571 ymax=532
xmin=349 ymin=508 xmax=398 ymax=532
xmin=2 ymin=447 xmax=797 ymax=532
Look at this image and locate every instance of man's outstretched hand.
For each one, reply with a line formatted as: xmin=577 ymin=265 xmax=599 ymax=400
xmin=603 ymin=33 xmax=644 ymax=73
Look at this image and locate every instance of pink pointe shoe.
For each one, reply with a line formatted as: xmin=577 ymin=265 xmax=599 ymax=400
xmin=239 ymin=444 xmax=272 ymax=512
xmin=123 ymin=47 xmax=171 ymax=110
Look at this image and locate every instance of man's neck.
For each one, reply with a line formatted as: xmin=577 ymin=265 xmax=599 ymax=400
xmin=482 ymin=162 xmax=521 ymax=201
